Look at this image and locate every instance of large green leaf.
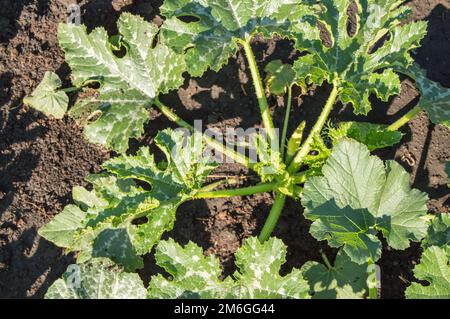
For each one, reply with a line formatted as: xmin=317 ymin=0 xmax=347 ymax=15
xmin=293 ymin=0 xmax=427 ymax=115
xmin=148 ymin=237 xmax=311 ymax=299
xmin=301 ymin=249 xmax=368 ymax=299
xmin=301 ymin=139 xmax=428 ymax=264
xmin=405 ymin=246 xmax=450 ymax=299
xmin=24 ymin=71 xmax=69 ymax=119
xmin=395 ymin=63 xmax=450 ymax=128
xmin=160 ymin=0 xmax=316 ymax=76
xmin=58 ymin=13 xmax=186 ymax=152
xmin=328 ymin=121 xmax=403 ymax=151
xmin=45 ymin=258 xmax=146 ymax=299
xmin=39 ymin=129 xmax=216 ymax=270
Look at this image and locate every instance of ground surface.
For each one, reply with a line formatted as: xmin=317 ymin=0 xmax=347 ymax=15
xmin=0 ymin=0 xmax=449 ymax=299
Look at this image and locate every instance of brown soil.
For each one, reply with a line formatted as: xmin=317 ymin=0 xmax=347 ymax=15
xmin=0 ymin=0 xmax=449 ymax=299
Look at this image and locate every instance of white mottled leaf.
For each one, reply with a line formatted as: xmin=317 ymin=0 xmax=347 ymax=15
xmin=59 ymin=13 xmax=186 ymax=152
xmin=293 ymin=0 xmax=426 ymax=114
xmin=148 ymin=237 xmax=310 ymax=299
xmin=45 ymin=258 xmax=146 ymax=299
xmin=39 ymin=129 xmax=216 ymax=270
xmin=160 ymin=0 xmax=316 ymax=76
xmin=395 ymin=63 xmax=450 ymax=128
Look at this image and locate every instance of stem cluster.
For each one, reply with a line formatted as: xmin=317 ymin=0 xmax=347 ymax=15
xmin=152 ymin=37 xmax=417 ymax=267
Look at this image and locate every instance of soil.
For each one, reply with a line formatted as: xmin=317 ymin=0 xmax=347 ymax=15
xmin=0 ymin=0 xmax=449 ymax=299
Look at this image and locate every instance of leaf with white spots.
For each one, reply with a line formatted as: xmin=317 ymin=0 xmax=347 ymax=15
xmin=395 ymin=63 xmax=450 ymax=128
xmin=39 ymin=129 xmax=216 ymax=270
xmin=45 ymin=258 xmax=146 ymax=299
xmin=24 ymin=71 xmax=68 ymax=119
xmin=293 ymin=0 xmax=426 ymax=115
xmin=148 ymin=237 xmax=311 ymax=299
xmin=59 ymin=12 xmax=186 ymax=152
xmin=301 ymin=139 xmax=429 ymax=264
xmin=160 ymin=0 xmax=316 ymax=76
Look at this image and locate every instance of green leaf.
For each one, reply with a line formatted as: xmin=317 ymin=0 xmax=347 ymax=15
xmin=23 ymin=71 xmax=68 ymax=119
xmin=395 ymin=63 xmax=450 ymax=128
xmin=38 ymin=205 xmax=87 ymax=248
xmin=421 ymin=214 xmax=450 ymax=249
xmin=405 ymin=246 xmax=450 ymax=299
xmin=264 ymin=60 xmax=296 ymax=95
xmin=328 ymin=121 xmax=403 ymax=151
xmin=39 ymin=129 xmax=216 ymax=269
xmin=160 ymin=0 xmax=316 ymax=76
xmin=45 ymin=258 xmax=146 ymax=299
xmin=93 ymin=228 xmax=144 ymax=271
xmin=293 ymin=0 xmax=427 ymax=114
xmin=72 ymin=186 xmax=108 ymax=210
xmin=301 ymin=249 xmax=368 ymax=299
xmin=59 ymin=13 xmax=186 ymax=152
xmin=148 ymin=237 xmax=311 ymax=299
xmin=301 ymin=139 xmax=429 ymax=264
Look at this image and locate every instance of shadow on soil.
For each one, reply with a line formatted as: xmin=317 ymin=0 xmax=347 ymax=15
xmin=0 ymin=0 xmax=448 ymax=299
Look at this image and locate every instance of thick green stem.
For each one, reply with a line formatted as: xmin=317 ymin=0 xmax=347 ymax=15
xmin=387 ymin=106 xmax=422 ymax=131
xmin=153 ymin=98 xmax=192 ymax=128
xmin=198 ymin=177 xmax=239 ymax=193
xmin=154 ymin=98 xmax=252 ymax=168
xmin=194 ymin=182 xmax=276 ymax=199
xmin=288 ymin=83 xmax=340 ymax=173
xmin=259 ymin=84 xmax=340 ymax=242
xmin=240 ymin=38 xmax=277 ymax=145
xmin=280 ymin=85 xmax=293 ymax=159
xmin=258 ymin=193 xmax=286 ymax=242
xmin=320 ymin=250 xmax=333 ymax=270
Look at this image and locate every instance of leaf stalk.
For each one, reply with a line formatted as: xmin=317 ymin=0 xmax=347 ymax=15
xmin=240 ymin=38 xmax=277 ymax=146
xmin=194 ymin=182 xmax=276 ymax=199
xmin=280 ymin=85 xmax=293 ymax=159
xmin=387 ymin=106 xmax=422 ymax=131
xmin=258 ymin=193 xmax=287 ymax=242
xmin=153 ymin=98 xmax=252 ymax=168
xmin=288 ymin=82 xmax=340 ymax=173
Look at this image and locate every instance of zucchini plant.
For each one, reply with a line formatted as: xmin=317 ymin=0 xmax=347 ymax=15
xmin=26 ymin=0 xmax=450 ymax=299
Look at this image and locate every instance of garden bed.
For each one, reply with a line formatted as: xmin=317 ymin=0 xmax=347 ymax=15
xmin=0 ymin=0 xmax=449 ymax=299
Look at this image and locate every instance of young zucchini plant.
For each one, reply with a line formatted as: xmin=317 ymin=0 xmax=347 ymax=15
xmin=26 ymin=0 xmax=450 ymax=299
